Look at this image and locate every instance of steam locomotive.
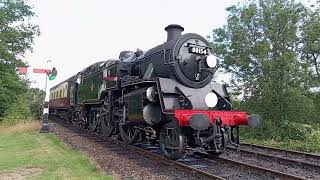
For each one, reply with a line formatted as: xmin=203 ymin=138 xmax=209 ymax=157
xmin=49 ymin=24 xmax=261 ymax=159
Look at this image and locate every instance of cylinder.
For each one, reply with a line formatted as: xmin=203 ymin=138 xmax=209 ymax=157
xmin=143 ymin=103 xmax=162 ymax=125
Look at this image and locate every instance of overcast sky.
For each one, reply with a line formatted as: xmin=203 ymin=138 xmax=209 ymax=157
xmin=25 ymin=0 xmax=312 ymax=90
xmin=25 ymin=0 xmax=239 ymax=89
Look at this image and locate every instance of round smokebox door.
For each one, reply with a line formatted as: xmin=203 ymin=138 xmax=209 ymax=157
xmin=177 ymin=39 xmax=211 ymax=82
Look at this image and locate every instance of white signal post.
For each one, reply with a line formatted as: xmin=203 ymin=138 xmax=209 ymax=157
xmin=17 ymin=60 xmax=54 ymax=133
xmin=39 ymin=60 xmax=52 ymax=133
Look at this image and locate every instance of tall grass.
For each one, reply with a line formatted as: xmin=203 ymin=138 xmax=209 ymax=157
xmin=0 ymin=120 xmax=41 ymax=135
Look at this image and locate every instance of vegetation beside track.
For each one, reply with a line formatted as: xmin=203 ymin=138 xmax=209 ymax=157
xmin=240 ymin=124 xmax=320 ymax=153
xmin=210 ymin=0 xmax=320 ymax=153
xmin=0 ymin=1 xmax=44 ymax=125
xmin=0 ymin=121 xmax=111 ymax=180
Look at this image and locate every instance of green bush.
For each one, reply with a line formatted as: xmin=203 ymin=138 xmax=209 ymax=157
xmin=27 ymin=88 xmax=45 ymax=120
xmin=0 ymin=95 xmax=33 ymax=126
xmin=241 ymin=122 xmax=320 ymax=153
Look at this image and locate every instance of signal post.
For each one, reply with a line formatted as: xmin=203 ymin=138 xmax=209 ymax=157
xmin=17 ymin=66 xmax=57 ymax=133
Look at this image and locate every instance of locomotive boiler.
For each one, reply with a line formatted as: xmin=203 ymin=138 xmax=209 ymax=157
xmin=49 ymin=24 xmax=261 ymax=159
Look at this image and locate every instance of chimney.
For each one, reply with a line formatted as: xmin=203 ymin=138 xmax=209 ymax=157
xmin=165 ymin=24 xmax=184 ymax=42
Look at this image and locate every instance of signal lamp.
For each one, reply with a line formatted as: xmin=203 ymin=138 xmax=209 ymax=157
xmin=49 ymin=67 xmax=57 ymax=80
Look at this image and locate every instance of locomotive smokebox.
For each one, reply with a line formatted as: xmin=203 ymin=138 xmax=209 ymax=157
xmin=165 ymin=24 xmax=184 ymax=42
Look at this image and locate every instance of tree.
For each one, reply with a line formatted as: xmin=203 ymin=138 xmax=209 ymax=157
xmin=28 ymin=88 xmax=45 ymax=119
xmin=211 ymin=0 xmax=317 ymax=139
xmin=300 ymin=1 xmax=320 ymax=85
xmin=0 ymin=0 xmax=39 ymax=119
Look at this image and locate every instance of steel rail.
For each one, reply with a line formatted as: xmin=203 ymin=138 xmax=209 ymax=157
xmin=227 ymin=146 xmax=320 ymax=171
xmin=197 ymin=152 xmax=307 ymax=180
xmin=241 ymin=143 xmax=320 ymax=161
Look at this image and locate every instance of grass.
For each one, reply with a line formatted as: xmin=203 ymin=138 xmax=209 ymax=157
xmin=0 ymin=121 xmax=112 ymax=180
xmin=0 ymin=121 xmax=41 ymax=135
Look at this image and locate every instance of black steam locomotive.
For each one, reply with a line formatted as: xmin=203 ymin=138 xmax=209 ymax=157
xmin=49 ymin=25 xmax=261 ymax=159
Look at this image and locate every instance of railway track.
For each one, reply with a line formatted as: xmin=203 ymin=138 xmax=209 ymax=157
xmin=240 ymin=143 xmax=320 ymax=166
xmin=50 ymin=117 xmax=316 ymax=179
xmin=203 ymin=153 xmax=306 ymax=180
xmin=132 ymin=143 xmax=307 ymax=179
xmin=225 ymin=143 xmax=320 ymax=179
xmin=50 ymin=117 xmax=221 ymax=180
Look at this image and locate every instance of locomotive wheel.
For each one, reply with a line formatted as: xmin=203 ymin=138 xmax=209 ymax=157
xmin=77 ymin=112 xmax=88 ymax=130
xmin=159 ymin=126 xmax=184 ymax=160
xmin=88 ymin=111 xmax=98 ymax=132
xmin=67 ymin=110 xmax=73 ymax=124
xmin=119 ymin=124 xmax=139 ymax=144
xmin=101 ymin=118 xmax=114 ymax=137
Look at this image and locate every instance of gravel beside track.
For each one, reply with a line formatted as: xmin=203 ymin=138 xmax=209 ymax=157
xmin=49 ymin=120 xmax=200 ymax=180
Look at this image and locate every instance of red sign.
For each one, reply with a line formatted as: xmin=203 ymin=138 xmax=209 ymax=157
xmin=18 ymin=67 xmax=28 ymax=74
xmin=17 ymin=67 xmax=50 ymax=74
xmin=33 ymin=68 xmax=50 ymax=74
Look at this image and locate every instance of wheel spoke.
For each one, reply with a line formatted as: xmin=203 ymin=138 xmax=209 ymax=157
xmin=119 ymin=124 xmax=139 ymax=144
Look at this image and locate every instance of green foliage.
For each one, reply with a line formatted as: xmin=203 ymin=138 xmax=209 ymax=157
xmin=313 ymin=92 xmax=320 ymax=117
xmin=211 ymin=0 xmax=320 ymax=146
xmin=0 ymin=88 xmax=44 ymax=125
xmin=0 ymin=0 xmax=40 ymax=67
xmin=300 ymin=4 xmax=320 ymax=85
xmin=0 ymin=66 xmax=28 ymax=117
xmin=28 ymin=88 xmax=45 ymax=119
xmin=0 ymin=0 xmax=40 ymax=122
xmin=242 ymin=124 xmax=320 ymax=152
xmin=0 ymin=94 xmax=33 ymax=126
